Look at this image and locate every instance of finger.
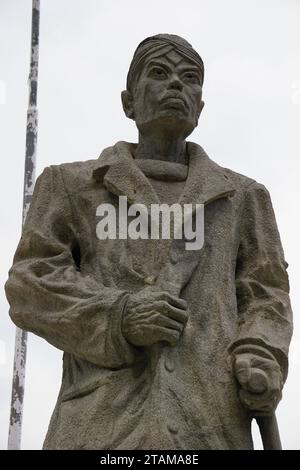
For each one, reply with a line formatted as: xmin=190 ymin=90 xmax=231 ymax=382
xmin=234 ymin=357 xmax=251 ymax=386
xmin=135 ymin=301 xmax=188 ymax=325
xmin=153 ymin=291 xmax=188 ymax=310
xmin=132 ymin=311 xmax=185 ymax=334
xmin=153 ymin=312 xmax=185 ymax=333
xmin=247 ymin=368 xmax=269 ymax=394
xmin=154 ymin=300 xmax=188 ymax=324
xmin=241 ymin=354 xmax=282 ymax=377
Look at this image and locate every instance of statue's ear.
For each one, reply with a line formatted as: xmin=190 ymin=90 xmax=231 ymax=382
xmin=121 ymin=90 xmax=135 ymax=120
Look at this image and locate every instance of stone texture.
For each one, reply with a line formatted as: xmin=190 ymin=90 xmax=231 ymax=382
xmin=5 ymin=34 xmax=293 ymax=450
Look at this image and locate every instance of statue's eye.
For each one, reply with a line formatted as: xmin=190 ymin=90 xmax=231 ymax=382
xmin=183 ymin=72 xmax=200 ymax=84
xmin=149 ymin=67 xmax=167 ymax=79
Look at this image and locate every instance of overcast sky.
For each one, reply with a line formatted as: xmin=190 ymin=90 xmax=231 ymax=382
xmin=0 ymin=0 xmax=299 ymax=450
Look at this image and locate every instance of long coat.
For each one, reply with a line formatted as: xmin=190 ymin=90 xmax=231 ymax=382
xmin=5 ymin=141 xmax=293 ymax=449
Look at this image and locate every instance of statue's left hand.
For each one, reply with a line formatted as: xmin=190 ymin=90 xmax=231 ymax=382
xmin=233 ymin=353 xmax=283 ymax=414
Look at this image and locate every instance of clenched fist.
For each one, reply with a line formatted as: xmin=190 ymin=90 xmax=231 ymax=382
xmin=122 ymin=287 xmax=188 ymax=347
xmin=233 ymin=352 xmax=283 ymax=414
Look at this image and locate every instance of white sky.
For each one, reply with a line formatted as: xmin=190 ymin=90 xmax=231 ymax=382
xmin=0 ymin=0 xmax=299 ymax=450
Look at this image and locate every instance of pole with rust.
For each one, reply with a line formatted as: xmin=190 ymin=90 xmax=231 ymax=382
xmin=8 ymin=0 xmax=40 ymax=450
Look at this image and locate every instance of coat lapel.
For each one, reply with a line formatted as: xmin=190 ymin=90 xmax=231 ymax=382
xmin=93 ymin=141 xmax=160 ymax=210
xmin=178 ymin=142 xmax=235 ymax=208
xmin=93 ymin=140 xmax=235 ymax=209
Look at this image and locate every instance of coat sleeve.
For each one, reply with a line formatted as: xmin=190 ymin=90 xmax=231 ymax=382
xmin=5 ymin=165 xmax=140 ymax=368
xmin=229 ymin=181 xmax=293 ymax=381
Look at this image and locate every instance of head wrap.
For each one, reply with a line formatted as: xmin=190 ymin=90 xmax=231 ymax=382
xmin=127 ymin=33 xmax=205 ymax=92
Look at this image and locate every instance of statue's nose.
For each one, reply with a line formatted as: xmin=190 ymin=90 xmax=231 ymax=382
xmin=167 ymin=76 xmax=183 ymax=91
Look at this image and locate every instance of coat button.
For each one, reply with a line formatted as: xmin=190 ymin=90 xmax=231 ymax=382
xmin=167 ymin=421 xmax=179 ymax=434
xmin=144 ymin=276 xmax=156 ymax=285
xmin=170 ymin=251 xmax=178 ymax=265
xmin=164 ymin=355 xmax=175 ymax=372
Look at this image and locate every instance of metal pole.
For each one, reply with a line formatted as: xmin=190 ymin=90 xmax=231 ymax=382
xmin=8 ymin=0 xmax=40 ymax=450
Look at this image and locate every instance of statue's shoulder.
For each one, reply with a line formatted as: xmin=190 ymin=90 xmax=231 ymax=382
xmin=53 ymin=158 xmax=97 ymax=174
xmin=198 ymin=146 xmax=260 ymax=193
xmin=221 ymin=166 xmax=258 ymax=191
xmin=190 ymin=142 xmax=259 ymax=192
xmin=46 ymin=143 xmax=119 ymax=192
xmin=47 ymin=157 xmax=100 ymax=193
xmin=220 ymin=166 xmax=272 ymax=199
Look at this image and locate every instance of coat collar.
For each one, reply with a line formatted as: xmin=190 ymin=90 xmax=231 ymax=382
xmin=92 ymin=141 xmax=235 ymax=209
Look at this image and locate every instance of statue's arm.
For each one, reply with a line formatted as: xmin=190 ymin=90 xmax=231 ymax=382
xmin=5 ymin=165 xmax=140 ymax=368
xmin=228 ymin=181 xmax=293 ymax=411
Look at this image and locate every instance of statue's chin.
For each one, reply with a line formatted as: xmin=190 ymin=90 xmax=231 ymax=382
xmin=136 ymin=115 xmax=197 ymax=139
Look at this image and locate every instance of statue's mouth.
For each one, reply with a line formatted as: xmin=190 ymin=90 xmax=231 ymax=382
xmin=160 ymin=95 xmax=187 ymax=110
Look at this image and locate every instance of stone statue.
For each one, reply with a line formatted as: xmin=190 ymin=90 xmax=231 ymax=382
xmin=5 ymin=34 xmax=293 ymax=450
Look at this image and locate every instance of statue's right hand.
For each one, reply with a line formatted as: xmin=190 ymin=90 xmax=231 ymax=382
xmin=122 ymin=288 xmax=188 ymax=347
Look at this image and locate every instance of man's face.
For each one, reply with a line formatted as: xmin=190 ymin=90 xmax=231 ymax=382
xmin=131 ymin=49 xmax=204 ymax=137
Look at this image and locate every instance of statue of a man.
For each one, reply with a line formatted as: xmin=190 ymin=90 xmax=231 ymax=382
xmin=5 ymin=34 xmax=293 ymax=449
